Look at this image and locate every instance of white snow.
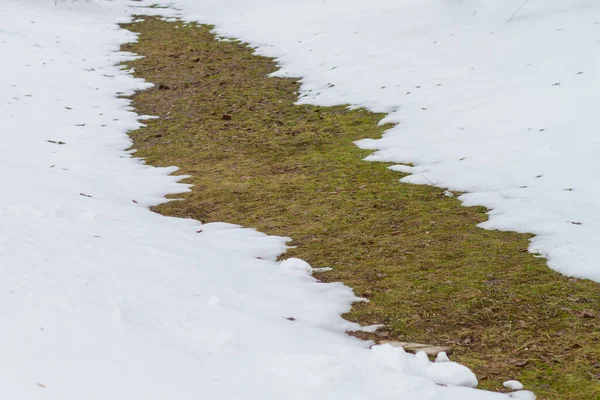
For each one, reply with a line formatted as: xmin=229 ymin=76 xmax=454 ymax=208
xmin=280 ymin=257 xmax=314 ymax=274
xmin=435 ymin=351 xmax=450 ymax=363
xmin=0 ymin=0 xmax=533 ymax=398
xmin=504 ymin=380 xmax=525 ymax=390
xmin=507 ymin=391 xmax=536 ymax=400
xmin=159 ymin=0 xmax=600 ymax=282
xmin=426 ymin=360 xmax=479 ymax=388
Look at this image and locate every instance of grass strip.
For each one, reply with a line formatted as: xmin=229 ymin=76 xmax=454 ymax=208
xmin=121 ymin=17 xmax=600 ymax=399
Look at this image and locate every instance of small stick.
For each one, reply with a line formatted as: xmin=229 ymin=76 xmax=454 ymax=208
xmin=508 ymin=0 xmax=529 ymax=23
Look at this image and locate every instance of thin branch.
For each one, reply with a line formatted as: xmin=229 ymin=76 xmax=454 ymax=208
xmin=507 ymin=0 xmax=529 ymax=23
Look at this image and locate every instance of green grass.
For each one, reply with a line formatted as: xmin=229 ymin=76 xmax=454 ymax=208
xmin=121 ymin=16 xmax=600 ymax=399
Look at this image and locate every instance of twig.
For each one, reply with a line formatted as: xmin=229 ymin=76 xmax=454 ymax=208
xmin=507 ymin=0 xmax=529 ymax=23
xmin=422 ymin=175 xmax=436 ymax=186
xmin=423 ymin=174 xmax=456 ymax=197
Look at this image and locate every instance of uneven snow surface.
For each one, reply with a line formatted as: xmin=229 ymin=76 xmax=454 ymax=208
xmin=161 ymin=0 xmax=600 ymax=281
xmin=0 ymin=0 xmax=532 ymax=398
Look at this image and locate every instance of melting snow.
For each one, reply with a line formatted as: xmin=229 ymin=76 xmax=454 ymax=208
xmin=0 ymin=0 xmax=532 ymax=398
xmin=161 ymin=0 xmax=600 ymax=281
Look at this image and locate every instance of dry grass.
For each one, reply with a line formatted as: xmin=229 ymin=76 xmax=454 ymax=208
xmin=121 ymin=16 xmax=600 ymax=399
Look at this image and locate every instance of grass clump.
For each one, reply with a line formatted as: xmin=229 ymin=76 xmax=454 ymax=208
xmin=121 ymin=17 xmax=600 ymax=399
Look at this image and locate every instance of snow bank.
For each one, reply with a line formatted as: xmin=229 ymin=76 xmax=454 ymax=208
xmin=0 ymin=0 xmax=529 ymax=398
xmin=159 ymin=0 xmax=600 ymax=281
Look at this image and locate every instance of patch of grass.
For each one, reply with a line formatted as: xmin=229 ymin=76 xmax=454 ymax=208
xmin=121 ymin=17 xmax=600 ymax=399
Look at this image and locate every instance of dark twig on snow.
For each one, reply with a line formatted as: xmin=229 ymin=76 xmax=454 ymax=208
xmin=507 ymin=0 xmax=529 ymax=23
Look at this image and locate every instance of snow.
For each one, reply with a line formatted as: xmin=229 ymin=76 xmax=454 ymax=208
xmin=0 ymin=0 xmax=531 ymax=398
xmin=435 ymin=351 xmax=450 ymax=363
xmin=504 ymin=380 xmax=525 ymax=391
xmin=426 ymin=360 xmax=478 ymax=388
xmin=280 ymin=257 xmax=314 ymax=274
xmin=159 ymin=0 xmax=600 ymax=282
xmin=507 ymin=391 xmax=536 ymax=400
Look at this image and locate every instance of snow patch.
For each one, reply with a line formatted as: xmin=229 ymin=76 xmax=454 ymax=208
xmin=504 ymin=380 xmax=525 ymax=390
xmin=280 ymin=257 xmax=313 ymax=274
xmin=427 ymin=361 xmax=479 ymax=388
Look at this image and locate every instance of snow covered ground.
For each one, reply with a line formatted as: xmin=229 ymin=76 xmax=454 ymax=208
xmin=0 ymin=0 xmax=533 ymax=398
xmin=160 ymin=0 xmax=600 ymax=282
